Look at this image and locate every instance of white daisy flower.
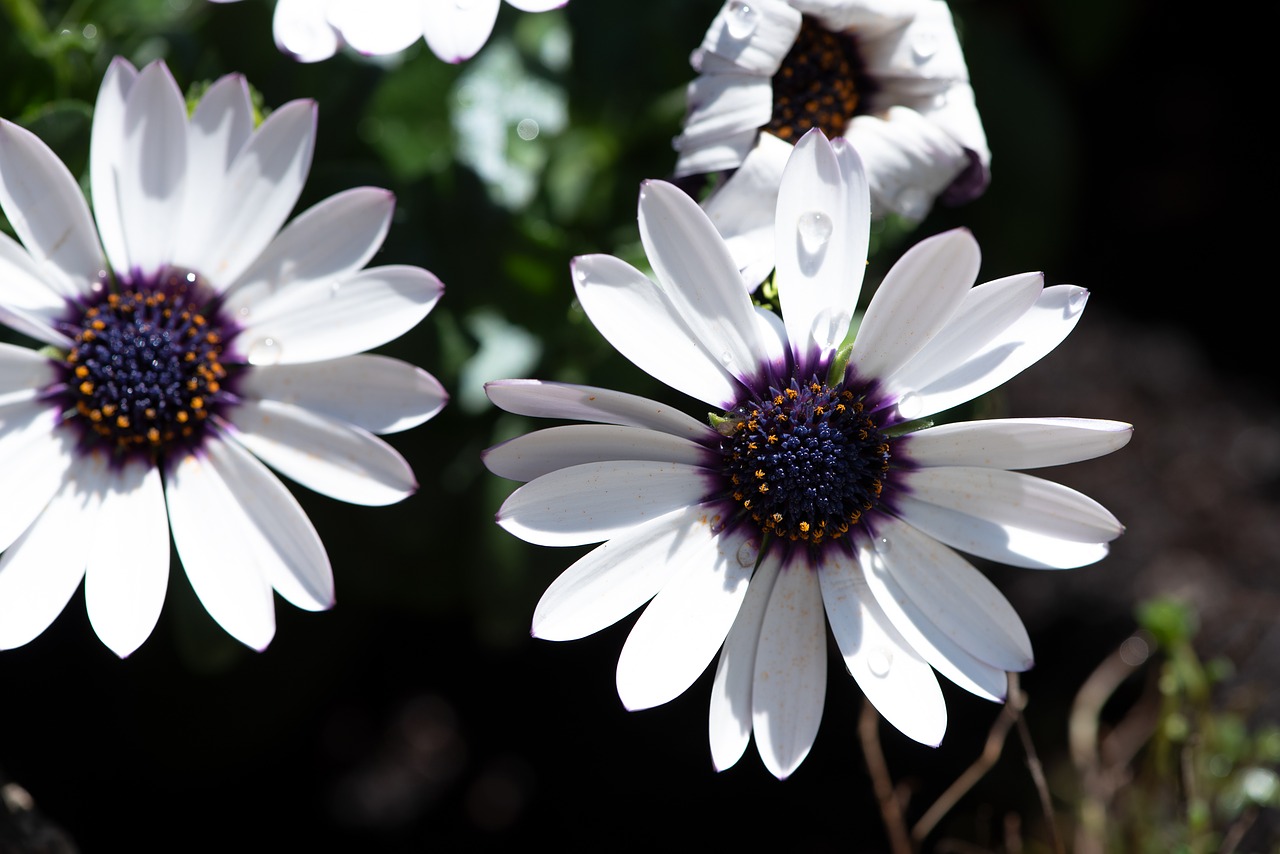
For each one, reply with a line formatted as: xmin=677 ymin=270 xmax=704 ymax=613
xmin=483 ymin=130 xmax=1128 ymax=779
xmin=0 ymin=58 xmax=446 ymax=657
xmin=675 ymin=0 xmax=992 ymax=288
xmin=210 ymin=0 xmax=569 ymax=64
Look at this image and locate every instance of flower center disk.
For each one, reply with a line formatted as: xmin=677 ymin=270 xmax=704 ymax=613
xmin=61 ymin=269 xmax=230 ymax=455
xmin=766 ymin=16 xmax=870 ymax=142
xmin=720 ymin=379 xmax=890 ymax=543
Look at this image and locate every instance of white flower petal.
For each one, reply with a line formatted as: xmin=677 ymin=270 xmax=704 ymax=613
xmin=177 ymin=99 xmax=317 ymax=288
xmin=421 ymin=0 xmax=501 ymax=62
xmin=572 ymin=253 xmax=740 ymax=407
xmin=696 ymin=0 xmax=801 ymax=76
xmin=899 ymin=466 xmax=1124 ymax=544
xmin=904 ymin=284 xmax=1090 ymax=418
xmin=84 ymin=459 xmax=170 ymax=658
xmin=165 ymin=445 xmax=277 ymax=651
xmin=846 ymin=108 xmax=968 ymax=221
xmin=638 ymin=180 xmax=773 ymax=388
xmin=496 ymin=461 xmax=715 ymax=547
xmin=0 ymin=120 xmax=104 ymax=297
xmin=200 ymin=432 xmax=334 ymax=612
xmin=892 ymin=493 xmax=1112 ymax=570
xmin=0 ymin=461 xmax=98 ymax=650
xmin=237 ymin=353 xmax=446 ymax=435
xmin=0 ymin=343 xmax=57 ymax=406
xmin=272 ymin=0 xmax=340 ymax=62
xmin=902 ymin=417 xmax=1134 ymax=470
xmin=615 ymin=526 xmax=754 ymax=711
xmin=708 ymin=549 xmax=779 ymax=771
xmin=0 ymin=230 xmax=70 ymax=331
xmin=89 ymin=57 xmax=139 ymax=276
xmin=818 ymin=548 xmax=948 ymax=744
xmin=672 ymin=73 xmax=772 ymax=166
xmin=329 ymin=0 xmax=425 ymax=56
xmin=880 ymin=272 xmax=1043 ymax=402
xmin=776 ymin=130 xmax=870 ymax=370
xmin=701 ymin=132 xmax=791 ymax=289
xmin=483 ymin=424 xmax=712 ymax=483
xmin=866 ymin=515 xmax=1033 ymax=672
xmin=114 ymin=61 xmax=189 ymax=276
xmin=0 ymin=402 xmax=70 ymax=552
xmin=848 ymin=228 xmax=980 ymax=385
xmin=752 ymin=556 xmax=826 ymax=779
xmin=531 ymin=505 xmax=712 ymax=642
xmin=235 ymin=264 xmax=441 ymax=365
xmin=484 ymin=380 xmax=716 ymax=442
xmin=222 ymin=398 xmax=417 ymax=506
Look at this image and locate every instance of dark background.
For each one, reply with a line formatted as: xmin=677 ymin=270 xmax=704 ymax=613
xmin=0 ymin=0 xmax=1274 ymax=851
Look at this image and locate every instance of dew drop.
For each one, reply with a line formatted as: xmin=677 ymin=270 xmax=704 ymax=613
xmin=894 ymin=186 xmax=929 ymax=221
xmin=796 ymin=210 xmax=833 ymax=253
xmin=896 ymin=392 xmax=923 ymax=420
xmin=720 ymin=350 xmax=734 ymax=366
xmin=725 ymin=1 xmax=760 ymax=39
xmin=454 ymin=0 xmax=477 ymax=8
xmin=1066 ymin=286 xmax=1089 ymax=315
xmin=867 ymin=647 xmax=893 ymax=677
xmin=736 ymin=539 xmax=759 ymax=568
xmin=329 ymin=281 xmax=342 ymax=298
xmin=809 ymin=307 xmax=848 ymax=350
xmin=248 ymin=336 xmax=283 ymax=366
xmin=876 ymin=535 xmax=892 ymax=554
xmin=912 ymin=33 xmax=938 ymax=62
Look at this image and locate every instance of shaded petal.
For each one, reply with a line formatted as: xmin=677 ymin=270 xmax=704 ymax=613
xmin=672 ymin=73 xmax=772 ymax=173
xmin=846 ymin=107 xmax=969 ymax=220
xmin=615 ymin=525 xmax=754 ymax=711
xmin=572 ymin=253 xmax=739 ymax=407
xmin=901 ymin=417 xmax=1134 ymax=470
xmin=902 ymin=284 xmax=1090 ymax=419
xmin=0 ymin=461 xmax=97 ymax=650
xmin=484 ymin=380 xmax=716 ymax=442
xmin=899 ymin=466 xmax=1124 ymax=544
xmin=865 ymin=515 xmax=1033 ymax=671
xmin=222 ymin=398 xmax=416 ymax=506
xmin=84 ymin=459 xmax=169 ymax=658
xmin=483 ymin=424 xmax=713 ymax=483
xmin=752 ymin=554 xmax=826 ymax=779
xmin=880 ymin=272 xmax=1043 ymax=403
xmin=421 ymin=0 xmax=501 ymax=62
xmin=89 ymin=57 xmax=139 ymax=275
xmin=819 ymin=548 xmax=948 ymax=743
xmin=531 ymin=505 xmax=713 ymax=641
xmin=701 ymin=133 xmax=791 ymax=289
xmin=638 ymin=180 xmax=771 ymax=389
xmin=0 ymin=343 xmax=57 ymax=406
xmin=114 ymin=61 xmax=189 ymax=276
xmin=892 ymin=494 xmax=1112 ymax=570
xmin=176 ymin=99 xmax=317 ymax=288
xmin=496 ymin=461 xmax=716 ymax=547
xmin=853 ymin=532 xmax=1008 ymax=700
xmin=165 ymin=442 xmax=277 ymax=650
xmin=0 ymin=120 xmax=104 ymax=297
xmin=222 ymin=187 xmax=394 ymax=314
xmin=0 ymin=402 xmax=70 ymax=552
xmin=234 ymin=265 xmax=441 ymax=365
xmin=237 ymin=354 xmax=446 ymax=435
xmin=709 ymin=549 xmax=780 ymax=771
xmin=272 ymin=0 xmax=340 ymax=62
xmin=848 ymin=228 xmax=980 ymax=385
xmin=776 ymin=130 xmax=870 ymax=371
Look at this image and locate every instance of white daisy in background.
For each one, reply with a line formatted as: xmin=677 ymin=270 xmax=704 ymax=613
xmin=0 ymin=58 xmax=446 ymax=657
xmin=675 ymin=0 xmax=992 ymax=288
xmin=483 ymin=129 xmax=1128 ymax=778
xmin=210 ymin=0 xmax=569 ymax=64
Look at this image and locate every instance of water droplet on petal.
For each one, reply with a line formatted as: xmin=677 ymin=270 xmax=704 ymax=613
xmin=896 ymin=392 xmax=923 ymax=420
xmin=867 ymin=647 xmax=893 ymax=677
xmin=894 ymin=187 xmax=929 ymax=221
xmin=912 ymin=33 xmax=938 ymax=62
xmin=736 ymin=539 xmax=759 ymax=568
xmin=796 ymin=210 xmax=833 ymax=254
xmin=876 ymin=535 xmax=892 ymax=554
xmin=454 ymin=0 xmax=477 ymax=8
xmin=329 ymin=281 xmax=342 ymax=298
xmin=809 ymin=307 xmax=848 ymax=350
xmin=248 ymin=336 xmax=283 ymax=366
xmin=720 ymin=351 xmax=734 ymax=366
xmin=1067 ymin=286 xmax=1089 ymax=315
xmin=725 ymin=1 xmax=760 ymax=39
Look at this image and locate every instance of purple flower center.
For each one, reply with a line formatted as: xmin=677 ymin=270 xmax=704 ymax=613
xmin=56 ymin=268 xmax=235 ymax=459
xmin=719 ymin=378 xmax=890 ymax=544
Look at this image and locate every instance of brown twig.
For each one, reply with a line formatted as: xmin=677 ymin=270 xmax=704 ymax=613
xmin=1015 ymin=699 xmax=1065 ymax=854
xmin=859 ymin=698 xmax=915 ymax=854
xmin=912 ymin=672 xmax=1026 ymax=843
